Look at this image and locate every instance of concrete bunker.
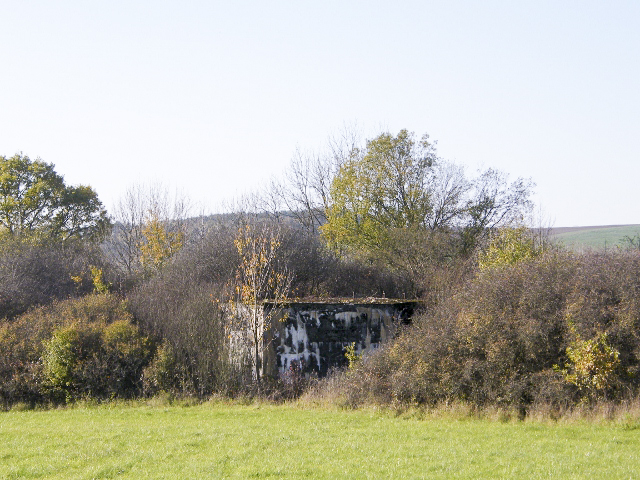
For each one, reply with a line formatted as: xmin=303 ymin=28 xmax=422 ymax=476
xmin=255 ymin=299 xmax=418 ymax=377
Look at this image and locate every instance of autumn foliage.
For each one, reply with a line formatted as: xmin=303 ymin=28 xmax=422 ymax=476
xmin=315 ymin=249 xmax=640 ymax=411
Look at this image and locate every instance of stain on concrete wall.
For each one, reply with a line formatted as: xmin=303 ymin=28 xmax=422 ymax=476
xmin=260 ymin=301 xmax=417 ymax=377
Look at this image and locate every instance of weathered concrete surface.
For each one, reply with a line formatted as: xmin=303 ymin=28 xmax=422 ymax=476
xmin=261 ymin=300 xmax=417 ymax=377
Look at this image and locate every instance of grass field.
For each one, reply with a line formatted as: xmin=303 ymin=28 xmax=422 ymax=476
xmin=1 ymin=402 xmax=639 ymax=479
xmin=550 ymin=224 xmax=640 ymax=250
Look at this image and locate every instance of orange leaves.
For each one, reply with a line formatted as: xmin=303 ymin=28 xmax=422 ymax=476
xmin=230 ymin=222 xmax=292 ymax=383
xmin=233 ymin=224 xmax=287 ymax=306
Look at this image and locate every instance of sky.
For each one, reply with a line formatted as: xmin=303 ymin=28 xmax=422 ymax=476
xmin=1 ymin=1 xmax=638 ymax=227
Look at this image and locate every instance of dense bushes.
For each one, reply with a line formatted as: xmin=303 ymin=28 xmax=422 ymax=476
xmin=128 ymin=264 xmax=239 ymax=397
xmin=0 ymin=294 xmax=153 ymax=407
xmin=0 ymin=238 xmax=104 ymax=319
xmin=276 ymin=226 xmax=412 ymax=298
xmin=319 ymin=250 xmax=640 ymax=411
xmin=5 ymin=205 xmax=640 ymax=414
xmin=42 ymin=319 xmax=152 ymax=402
xmin=182 ymin=219 xmax=412 ymax=299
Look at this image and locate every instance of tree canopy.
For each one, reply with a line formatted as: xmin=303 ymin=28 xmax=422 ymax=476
xmin=320 ymin=130 xmax=534 ymax=258
xmin=0 ymin=153 xmax=110 ymax=241
xmin=320 ymin=129 xmax=437 ymax=254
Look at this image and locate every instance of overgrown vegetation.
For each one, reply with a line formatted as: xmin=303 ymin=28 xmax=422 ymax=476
xmin=3 ymin=130 xmax=640 ymax=418
xmin=0 ymin=294 xmax=152 ymax=407
xmin=309 ymin=249 xmax=640 ymax=413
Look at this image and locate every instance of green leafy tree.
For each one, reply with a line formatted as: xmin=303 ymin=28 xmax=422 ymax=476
xmin=0 ymin=153 xmax=110 ymax=241
xmin=320 ymin=130 xmax=533 ymax=261
xmin=321 ymin=129 xmax=436 ymax=256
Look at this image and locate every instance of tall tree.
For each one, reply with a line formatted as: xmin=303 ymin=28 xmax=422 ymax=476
xmin=270 ymin=125 xmax=362 ymax=235
xmin=320 ymin=129 xmax=437 ymax=255
xmin=0 ymin=154 xmax=110 ymax=241
xmin=320 ymin=130 xmax=533 ymax=259
xmin=460 ymin=168 xmax=534 ymax=253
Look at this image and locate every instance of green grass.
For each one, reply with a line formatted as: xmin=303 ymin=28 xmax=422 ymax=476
xmin=551 ymin=225 xmax=640 ymax=250
xmin=1 ymin=402 xmax=639 ymax=479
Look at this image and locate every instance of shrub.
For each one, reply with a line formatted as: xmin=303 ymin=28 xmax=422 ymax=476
xmin=42 ymin=326 xmax=82 ymax=401
xmin=102 ymin=320 xmax=153 ymax=396
xmin=558 ymin=332 xmax=620 ymax=399
xmin=142 ymin=341 xmax=177 ymax=395
xmin=0 ymin=237 xmax=104 ymax=319
xmin=129 ymin=270 xmax=239 ymax=397
xmin=42 ymin=319 xmax=152 ymax=403
xmin=0 ymin=294 xmax=152 ymax=407
xmin=316 ymin=250 xmax=640 ymax=411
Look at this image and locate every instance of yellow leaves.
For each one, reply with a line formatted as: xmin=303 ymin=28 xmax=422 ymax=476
xmin=344 ymin=342 xmax=361 ymax=370
xmin=478 ymin=227 xmax=540 ymax=271
xmin=89 ymin=266 xmax=110 ymax=294
xmin=233 ymin=223 xmax=289 ymax=305
xmin=138 ymin=211 xmax=184 ymax=271
xmin=556 ymin=332 xmax=621 ymax=395
xmin=70 ymin=265 xmax=110 ymax=294
xmin=230 ymin=223 xmax=292 ymax=380
xmin=556 ymin=300 xmax=623 ymax=396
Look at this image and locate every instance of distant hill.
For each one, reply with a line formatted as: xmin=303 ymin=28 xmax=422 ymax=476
xmin=550 ymin=224 xmax=640 ymax=250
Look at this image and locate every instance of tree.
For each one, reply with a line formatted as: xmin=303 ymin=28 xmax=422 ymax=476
xmin=138 ymin=211 xmax=185 ymax=273
xmin=0 ymin=154 xmax=110 ymax=241
xmin=229 ymin=222 xmax=292 ymax=384
xmin=107 ymin=183 xmax=189 ymax=276
xmin=426 ymin=161 xmax=470 ymax=231
xmin=460 ymin=169 xmax=534 ymax=254
xmin=319 ymin=130 xmax=534 ymax=260
xmin=268 ymin=125 xmax=362 ymax=235
xmin=321 ymin=129 xmax=437 ymax=255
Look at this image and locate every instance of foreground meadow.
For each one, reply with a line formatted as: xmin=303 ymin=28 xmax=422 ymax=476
xmin=1 ymin=402 xmax=639 ymax=479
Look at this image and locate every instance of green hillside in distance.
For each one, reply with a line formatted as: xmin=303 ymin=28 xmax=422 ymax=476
xmin=550 ymin=224 xmax=640 ymax=250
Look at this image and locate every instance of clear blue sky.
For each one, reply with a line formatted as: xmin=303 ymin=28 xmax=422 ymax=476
xmin=1 ymin=1 xmax=638 ymax=227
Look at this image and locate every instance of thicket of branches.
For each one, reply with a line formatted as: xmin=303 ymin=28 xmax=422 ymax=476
xmin=309 ymin=249 xmax=640 ymax=412
xmin=0 ymin=237 xmax=107 ymax=319
xmin=5 ymin=130 xmax=639 ymax=414
xmin=0 ymin=294 xmax=151 ymax=407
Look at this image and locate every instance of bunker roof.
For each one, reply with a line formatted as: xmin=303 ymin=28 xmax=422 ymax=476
xmin=261 ymin=297 xmax=420 ymax=306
